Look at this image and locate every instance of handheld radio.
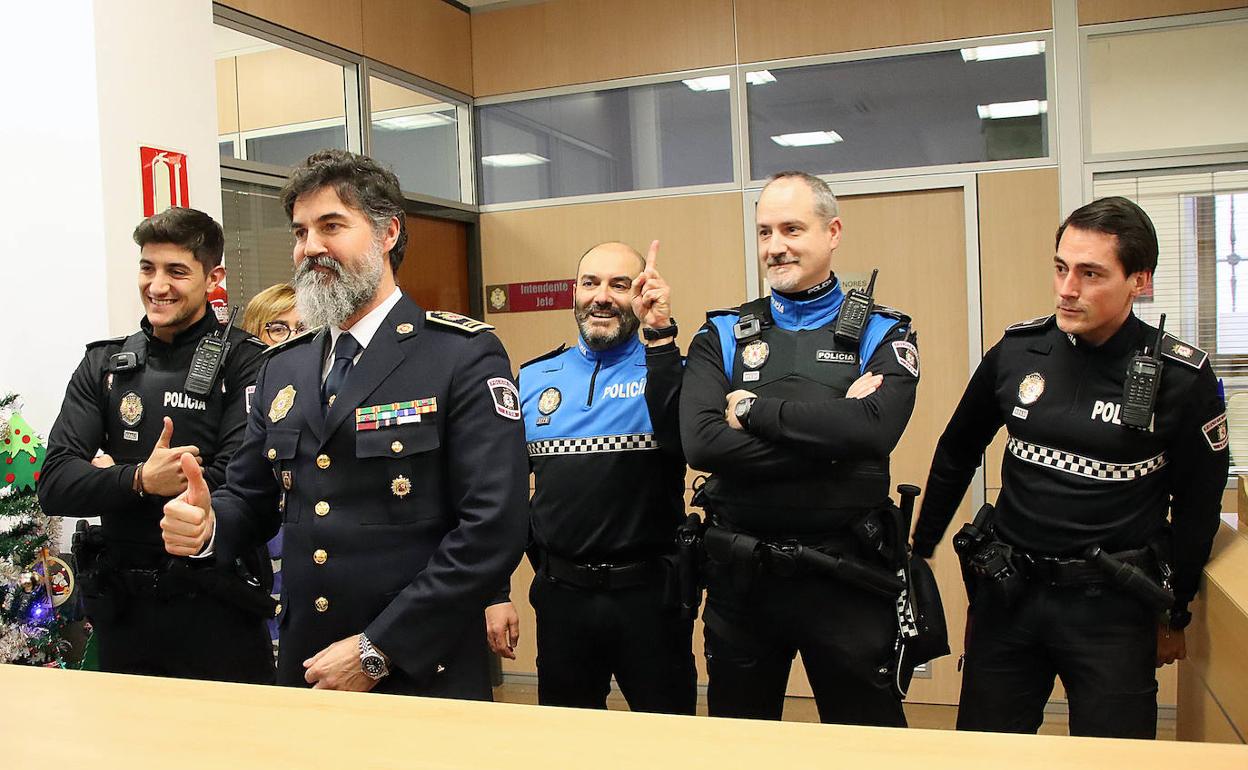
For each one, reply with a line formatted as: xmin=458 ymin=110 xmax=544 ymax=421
xmin=184 ymin=306 xmax=238 ymax=397
xmin=834 ymin=268 xmax=878 ymax=345
xmin=1121 ymin=313 xmax=1165 ymax=431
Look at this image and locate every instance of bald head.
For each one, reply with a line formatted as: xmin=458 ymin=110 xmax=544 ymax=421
xmin=574 ymin=241 xmax=644 ymax=351
xmin=577 ymin=241 xmax=646 ymax=275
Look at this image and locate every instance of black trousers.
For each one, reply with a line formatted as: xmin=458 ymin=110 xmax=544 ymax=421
xmin=703 ymin=566 xmax=905 ymax=727
xmin=957 ymin=581 xmax=1158 ymax=738
xmin=530 ymin=572 xmax=696 ymax=714
xmin=90 ymin=590 xmax=274 ymax=684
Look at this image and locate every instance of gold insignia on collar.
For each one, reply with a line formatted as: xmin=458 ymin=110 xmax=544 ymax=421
xmin=269 ymin=385 xmax=296 ymax=422
xmin=397 ymin=323 xmax=414 ymax=334
xmin=391 ymin=475 xmax=412 ymax=499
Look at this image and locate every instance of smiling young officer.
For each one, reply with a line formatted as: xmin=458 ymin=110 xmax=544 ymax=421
xmin=912 ymin=197 xmax=1229 ymax=738
xmin=485 ymin=241 xmax=696 ymax=714
xmin=40 ymin=207 xmax=274 ymax=682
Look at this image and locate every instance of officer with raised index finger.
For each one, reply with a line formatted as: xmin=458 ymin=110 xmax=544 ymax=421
xmin=486 ymin=240 xmax=696 ymax=713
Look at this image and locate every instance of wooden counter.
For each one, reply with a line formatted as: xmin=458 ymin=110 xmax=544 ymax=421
xmin=3 ymin=664 xmax=1245 ymax=768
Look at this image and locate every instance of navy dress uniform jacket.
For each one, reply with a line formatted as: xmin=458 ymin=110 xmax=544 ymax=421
xmin=210 ymin=294 xmax=529 ymax=696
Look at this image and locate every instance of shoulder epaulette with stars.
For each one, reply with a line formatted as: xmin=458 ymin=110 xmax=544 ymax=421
xmin=425 ymin=310 xmax=495 ymax=334
xmin=1004 ymin=314 xmax=1055 ymax=335
xmin=1159 ymin=332 xmax=1208 ymax=369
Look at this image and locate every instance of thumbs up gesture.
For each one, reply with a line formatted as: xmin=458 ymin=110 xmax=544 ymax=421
xmin=161 ymin=453 xmax=215 ymax=557
xmin=142 ymin=416 xmax=202 ymax=497
xmin=630 ymin=240 xmax=673 ymax=340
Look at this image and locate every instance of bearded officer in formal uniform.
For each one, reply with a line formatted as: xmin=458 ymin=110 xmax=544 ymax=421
xmin=912 ymin=197 xmax=1228 ymax=738
xmin=160 ymin=149 xmax=529 ymax=698
xmin=40 ymin=207 xmax=273 ymax=682
xmin=680 ymin=171 xmax=919 ymax=725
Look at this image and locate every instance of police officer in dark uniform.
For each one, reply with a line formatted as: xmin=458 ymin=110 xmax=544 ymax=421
xmin=39 ymin=207 xmax=274 ymax=682
xmin=160 ymin=150 xmax=528 ymax=699
xmin=681 ymin=171 xmax=919 ymax=725
xmin=913 ymin=197 xmax=1228 ymax=738
xmin=485 ymin=240 xmax=696 ymax=713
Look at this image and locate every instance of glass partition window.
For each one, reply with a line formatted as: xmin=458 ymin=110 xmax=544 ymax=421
xmin=475 ymin=78 xmax=734 ymax=205
xmin=369 ymin=76 xmax=462 ymax=201
xmin=1086 ymin=18 xmax=1248 ymax=157
xmin=215 ymin=24 xmax=350 ymax=165
xmin=746 ymin=43 xmax=1049 ymax=179
xmin=1094 ymin=167 xmax=1248 ymax=467
xmin=220 ymin=180 xmax=296 ymax=308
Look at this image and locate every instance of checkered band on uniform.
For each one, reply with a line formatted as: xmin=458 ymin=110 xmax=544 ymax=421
xmin=527 ymin=433 xmax=660 ymax=456
xmin=1006 ymin=437 xmax=1167 ymax=481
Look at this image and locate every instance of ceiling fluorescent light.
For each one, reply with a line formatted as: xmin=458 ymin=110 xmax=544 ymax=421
xmin=961 ymin=41 xmax=1046 ymax=62
xmin=746 ymin=70 xmax=777 ymax=85
xmin=770 ymin=131 xmax=844 ymax=147
xmin=977 ymin=99 xmax=1047 ymax=120
xmin=481 ymin=153 xmax=550 ymax=168
xmin=682 ymin=75 xmax=731 ymax=92
xmin=375 ymin=113 xmax=454 ymax=131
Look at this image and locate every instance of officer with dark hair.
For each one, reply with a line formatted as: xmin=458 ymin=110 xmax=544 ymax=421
xmin=680 ymin=171 xmax=920 ymax=726
xmin=485 ymin=240 xmax=696 ymax=714
xmin=159 ymin=150 xmax=529 ymax=699
xmin=913 ymin=196 xmax=1229 ymax=738
xmin=39 ymin=206 xmax=274 ymax=682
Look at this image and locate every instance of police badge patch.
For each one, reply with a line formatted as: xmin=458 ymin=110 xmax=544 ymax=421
xmin=742 ymin=340 xmax=770 ymax=369
xmin=1018 ymin=373 xmax=1045 ymax=405
xmin=891 ymin=341 xmax=919 ymax=377
xmin=1203 ymin=412 xmax=1229 ymax=452
xmin=119 ymin=392 xmax=143 ymax=427
xmin=488 ymin=377 xmax=521 ymax=420
xmin=538 ymin=387 xmax=562 ymax=415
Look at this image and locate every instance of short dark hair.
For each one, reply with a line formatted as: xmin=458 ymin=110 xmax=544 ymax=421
xmin=280 ymin=149 xmax=408 ymax=271
xmin=1055 ymin=196 xmax=1158 ymax=276
xmin=132 ymin=207 xmax=224 ymax=272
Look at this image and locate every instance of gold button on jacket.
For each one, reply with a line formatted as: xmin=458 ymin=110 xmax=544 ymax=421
xmin=314 ymin=597 xmax=329 ymax=612
xmin=313 ymin=549 xmax=328 ymax=565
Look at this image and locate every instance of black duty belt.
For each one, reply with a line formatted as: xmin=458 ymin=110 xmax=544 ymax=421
xmin=543 ymin=552 xmax=659 ymax=591
xmin=1020 ymin=547 xmax=1152 ymax=587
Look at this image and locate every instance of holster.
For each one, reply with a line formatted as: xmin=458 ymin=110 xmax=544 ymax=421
xmin=887 ymin=484 xmax=950 ymax=698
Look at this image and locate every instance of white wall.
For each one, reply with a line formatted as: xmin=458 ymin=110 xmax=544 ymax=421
xmin=0 ymin=0 xmax=221 ymax=435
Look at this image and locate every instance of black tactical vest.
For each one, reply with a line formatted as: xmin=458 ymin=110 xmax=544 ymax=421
xmin=710 ymin=297 xmax=891 ymax=535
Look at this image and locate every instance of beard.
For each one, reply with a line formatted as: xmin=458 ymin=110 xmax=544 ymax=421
xmin=575 ymin=300 xmax=640 ymax=351
xmin=765 ymin=256 xmax=803 ymax=293
xmin=293 ymin=241 xmax=385 ymax=330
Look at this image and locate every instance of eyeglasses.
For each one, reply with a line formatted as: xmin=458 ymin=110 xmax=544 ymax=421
xmin=264 ymin=320 xmax=307 ymax=342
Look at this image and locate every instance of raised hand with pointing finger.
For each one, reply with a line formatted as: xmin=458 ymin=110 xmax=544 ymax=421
xmin=160 ymin=452 xmax=215 ymax=557
xmin=631 ymin=240 xmax=675 ymax=344
xmin=141 ymin=416 xmax=202 ymax=497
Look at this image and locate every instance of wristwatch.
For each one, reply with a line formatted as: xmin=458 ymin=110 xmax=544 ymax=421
xmin=642 ymin=319 xmax=678 ymax=341
xmin=1165 ymin=608 xmax=1192 ymax=631
xmin=359 ymin=633 xmax=390 ymax=680
xmin=733 ymin=396 xmax=757 ymax=429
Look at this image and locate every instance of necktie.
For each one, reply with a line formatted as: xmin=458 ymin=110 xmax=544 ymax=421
xmin=322 ymin=332 xmax=360 ymax=411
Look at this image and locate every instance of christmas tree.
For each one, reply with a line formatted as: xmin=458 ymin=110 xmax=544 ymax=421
xmin=0 ymin=393 xmax=71 ymax=666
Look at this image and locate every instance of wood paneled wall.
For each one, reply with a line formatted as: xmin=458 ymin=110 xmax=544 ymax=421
xmin=735 ymin=0 xmax=1051 ymax=64
xmin=362 ymin=0 xmax=472 ymax=95
xmin=219 ymin=0 xmax=472 ymax=95
xmin=471 ymin=0 xmax=736 ymax=97
xmin=1079 ymin=0 xmax=1248 ymax=25
xmin=480 ymin=194 xmax=746 ymax=367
